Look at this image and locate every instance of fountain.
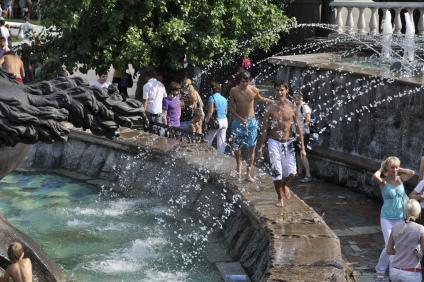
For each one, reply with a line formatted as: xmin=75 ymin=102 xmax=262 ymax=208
xmin=0 ymin=69 xmax=144 ymax=281
xmin=403 ymin=12 xmax=416 ymax=62
xmin=381 ymin=9 xmax=394 ymax=61
xmin=6 ymin=3 xmax=424 ymax=281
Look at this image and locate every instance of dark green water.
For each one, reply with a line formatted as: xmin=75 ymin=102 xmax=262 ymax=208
xmin=0 ymin=172 xmax=221 ymax=281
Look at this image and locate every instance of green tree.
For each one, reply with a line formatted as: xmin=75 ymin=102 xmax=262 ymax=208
xmin=35 ymin=0 xmax=295 ymax=75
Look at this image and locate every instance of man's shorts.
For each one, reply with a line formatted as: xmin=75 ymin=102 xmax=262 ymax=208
xmin=231 ymin=117 xmax=258 ymax=149
xmin=268 ymin=138 xmax=297 ymax=181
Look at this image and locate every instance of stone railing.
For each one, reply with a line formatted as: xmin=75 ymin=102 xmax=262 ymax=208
xmin=330 ymin=1 xmax=424 ymax=35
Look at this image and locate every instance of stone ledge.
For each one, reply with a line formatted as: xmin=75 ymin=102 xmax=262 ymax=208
xmin=22 ymin=130 xmax=351 ymax=281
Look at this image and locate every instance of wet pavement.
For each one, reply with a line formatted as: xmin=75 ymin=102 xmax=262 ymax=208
xmin=292 ymin=178 xmax=384 ymax=282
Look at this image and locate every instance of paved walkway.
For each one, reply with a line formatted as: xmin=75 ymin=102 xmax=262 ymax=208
xmin=292 ymin=179 xmax=384 ymax=281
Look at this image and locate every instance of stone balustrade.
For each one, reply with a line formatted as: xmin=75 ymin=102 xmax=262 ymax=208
xmin=330 ymin=1 xmax=424 ymax=36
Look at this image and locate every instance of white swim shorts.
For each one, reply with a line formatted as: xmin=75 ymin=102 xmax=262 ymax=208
xmin=267 ymin=138 xmax=297 ymax=181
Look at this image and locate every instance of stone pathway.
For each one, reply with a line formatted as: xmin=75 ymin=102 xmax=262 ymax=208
xmin=292 ymin=178 xmax=384 ymax=282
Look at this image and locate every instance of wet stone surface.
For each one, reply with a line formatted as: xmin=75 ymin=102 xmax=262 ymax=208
xmin=293 ymin=178 xmax=383 ymax=282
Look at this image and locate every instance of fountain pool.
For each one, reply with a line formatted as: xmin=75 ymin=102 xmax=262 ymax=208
xmin=0 ymin=171 xmax=221 ymax=282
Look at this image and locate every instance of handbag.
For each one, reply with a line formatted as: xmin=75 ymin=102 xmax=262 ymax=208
xmin=207 ymin=96 xmax=220 ymax=130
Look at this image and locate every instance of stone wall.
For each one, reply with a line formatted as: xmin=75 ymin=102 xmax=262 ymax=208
xmin=22 ymin=129 xmax=350 ymax=281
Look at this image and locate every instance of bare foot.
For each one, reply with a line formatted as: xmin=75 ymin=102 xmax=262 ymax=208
xmin=275 ymin=199 xmax=284 ymax=208
xmin=284 ymin=187 xmax=291 ymax=199
xmin=246 ymin=175 xmax=255 ymax=183
xmin=246 ymin=167 xmax=255 ymax=182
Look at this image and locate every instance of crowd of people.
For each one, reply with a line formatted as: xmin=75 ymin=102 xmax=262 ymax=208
xmin=0 ymin=0 xmax=42 ymax=21
xmin=90 ymin=64 xmax=315 ymax=209
xmin=0 ymin=11 xmax=35 ymax=84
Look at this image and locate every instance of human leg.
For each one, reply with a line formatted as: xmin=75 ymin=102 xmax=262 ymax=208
xmin=281 ymin=175 xmax=294 ymax=200
xmin=234 ymin=148 xmax=242 ymax=177
xmin=376 ymin=218 xmax=398 ymax=275
xmin=273 ymin=180 xmax=284 ymax=207
xmin=205 ymin=129 xmax=218 ymax=146
xmin=246 ymin=146 xmax=256 ymax=182
xmin=216 ymin=118 xmax=228 ymax=154
xmin=231 ymin=119 xmax=244 ymax=177
xmin=245 ymin=118 xmax=258 ymax=182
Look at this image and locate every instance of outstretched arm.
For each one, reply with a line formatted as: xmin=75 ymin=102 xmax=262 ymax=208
xmin=256 ymin=109 xmax=270 ymax=159
xmin=253 ymin=86 xmax=273 ymax=104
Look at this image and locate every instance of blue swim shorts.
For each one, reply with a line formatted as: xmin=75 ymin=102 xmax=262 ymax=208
xmin=231 ymin=117 xmax=258 ymax=149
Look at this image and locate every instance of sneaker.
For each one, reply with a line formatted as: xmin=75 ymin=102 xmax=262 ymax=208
xmin=299 ymin=176 xmax=313 ymax=183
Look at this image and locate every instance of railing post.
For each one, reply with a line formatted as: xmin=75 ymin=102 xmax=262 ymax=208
xmin=346 ymin=7 xmax=355 ymax=34
xmin=419 ymin=8 xmax=424 ymax=36
xmin=394 ymin=8 xmax=402 ymax=35
xmin=357 ymin=7 xmax=367 ymax=34
xmin=369 ymin=7 xmax=379 ymax=35
xmin=336 ymin=7 xmax=345 ymax=33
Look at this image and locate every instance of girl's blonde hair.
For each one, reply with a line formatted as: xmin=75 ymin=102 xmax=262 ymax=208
xmin=401 ymin=199 xmax=421 ymax=233
xmin=404 ymin=199 xmax=421 ymax=221
xmin=380 ymin=156 xmax=400 ymax=175
xmin=182 ymin=78 xmax=197 ymax=106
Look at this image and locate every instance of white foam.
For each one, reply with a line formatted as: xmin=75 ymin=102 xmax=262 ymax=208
xmin=84 ymin=259 xmax=142 ymax=274
xmin=66 ymin=219 xmax=91 ymax=227
xmin=103 ymin=199 xmax=140 ymax=216
xmin=141 ymin=270 xmax=188 ymax=282
xmin=93 ymin=222 xmax=136 ymax=232
xmin=126 ymin=238 xmax=167 ymax=259
xmin=68 ymin=207 xmax=99 ymax=216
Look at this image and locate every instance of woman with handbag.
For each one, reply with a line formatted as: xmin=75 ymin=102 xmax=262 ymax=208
xmin=180 ymin=78 xmax=204 ymax=134
xmin=205 ymin=82 xmax=228 ymax=154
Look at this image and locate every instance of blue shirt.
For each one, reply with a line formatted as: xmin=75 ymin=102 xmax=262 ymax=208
xmin=381 ymin=180 xmax=406 ymax=220
xmin=208 ymin=93 xmax=227 ymax=119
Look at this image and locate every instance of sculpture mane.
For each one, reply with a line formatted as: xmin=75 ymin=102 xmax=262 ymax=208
xmin=0 ymin=68 xmax=144 ymax=146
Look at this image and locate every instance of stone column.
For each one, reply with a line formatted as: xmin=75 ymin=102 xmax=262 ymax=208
xmin=336 ymin=7 xmax=345 ymax=33
xmin=419 ymin=9 xmax=424 ymax=36
xmin=346 ymin=7 xmax=355 ymax=34
xmin=357 ymin=7 xmax=367 ymax=34
xmin=369 ymin=7 xmax=379 ymax=35
xmin=394 ymin=8 xmax=402 ymax=35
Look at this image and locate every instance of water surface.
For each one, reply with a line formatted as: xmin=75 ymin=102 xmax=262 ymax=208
xmin=0 ymin=171 xmax=221 ymax=281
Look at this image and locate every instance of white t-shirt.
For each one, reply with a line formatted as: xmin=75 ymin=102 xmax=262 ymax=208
xmin=19 ymin=22 xmax=33 ymax=38
xmin=414 ymin=179 xmax=424 ymax=208
xmin=298 ymin=102 xmax=312 ymax=134
xmin=0 ymin=26 xmax=10 ymax=47
xmin=91 ymin=80 xmax=111 ymax=89
xmin=143 ymin=78 xmax=167 ymax=114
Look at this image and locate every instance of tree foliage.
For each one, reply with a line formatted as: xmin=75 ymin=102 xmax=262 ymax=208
xmin=35 ymin=0 xmax=295 ymax=74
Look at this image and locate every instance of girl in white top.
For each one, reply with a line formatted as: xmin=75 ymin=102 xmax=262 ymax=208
xmin=387 ymin=199 xmax=424 ymax=282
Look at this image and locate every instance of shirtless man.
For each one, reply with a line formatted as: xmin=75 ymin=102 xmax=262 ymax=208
xmin=0 ymin=51 xmax=25 ymax=84
xmin=0 ymin=242 xmax=32 ymax=282
xmin=257 ymin=82 xmax=306 ymax=207
xmin=229 ymin=70 xmax=273 ymax=182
